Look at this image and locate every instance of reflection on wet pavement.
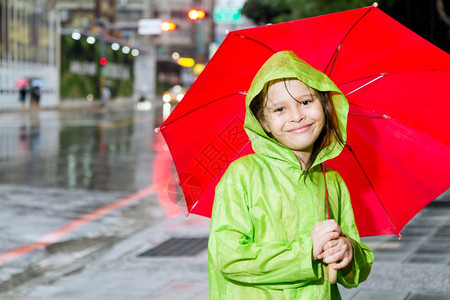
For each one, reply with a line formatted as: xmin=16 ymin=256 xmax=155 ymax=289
xmin=0 ymin=108 xmax=158 ymax=192
xmin=0 ymin=104 xmax=184 ymax=263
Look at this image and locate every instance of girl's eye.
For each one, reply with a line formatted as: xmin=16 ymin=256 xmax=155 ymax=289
xmin=274 ymin=107 xmax=285 ymax=112
xmin=301 ymin=100 xmax=312 ymax=106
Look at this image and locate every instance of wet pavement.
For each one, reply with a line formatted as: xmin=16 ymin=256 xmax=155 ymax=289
xmin=0 ymin=102 xmax=449 ymax=299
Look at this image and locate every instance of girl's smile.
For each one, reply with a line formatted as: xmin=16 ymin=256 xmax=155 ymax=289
xmin=287 ymin=123 xmax=314 ymax=133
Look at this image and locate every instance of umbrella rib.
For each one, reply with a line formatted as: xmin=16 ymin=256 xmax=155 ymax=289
xmin=326 ymin=6 xmax=375 ymax=77
xmin=344 ymin=73 xmax=386 ymax=97
xmin=160 ymin=92 xmax=245 ymax=128
xmin=348 ymin=113 xmax=390 ymax=119
xmin=348 ymin=101 xmax=391 ymax=119
xmin=229 ymin=32 xmax=276 ymax=53
xmin=346 ymin=144 xmax=400 ymax=236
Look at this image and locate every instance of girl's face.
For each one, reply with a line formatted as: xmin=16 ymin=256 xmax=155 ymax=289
xmin=260 ymin=79 xmax=325 ymax=161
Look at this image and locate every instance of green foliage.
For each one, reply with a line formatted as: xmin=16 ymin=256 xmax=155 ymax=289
xmin=242 ymin=0 xmax=292 ymax=25
xmin=241 ymin=0 xmax=449 ymax=53
xmin=60 ymin=72 xmax=97 ymax=99
xmin=242 ymin=0 xmax=374 ymax=24
xmin=60 ymin=35 xmax=135 ymax=100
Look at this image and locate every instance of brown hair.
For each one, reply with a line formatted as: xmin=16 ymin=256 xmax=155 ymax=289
xmin=250 ymin=78 xmax=344 ymax=172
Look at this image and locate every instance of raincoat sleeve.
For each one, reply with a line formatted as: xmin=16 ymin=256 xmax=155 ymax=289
xmin=209 ymin=161 xmax=322 ymax=290
xmin=331 ymin=172 xmax=374 ymax=288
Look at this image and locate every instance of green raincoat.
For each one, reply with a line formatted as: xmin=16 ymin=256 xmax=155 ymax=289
xmin=208 ymin=51 xmax=374 ymax=299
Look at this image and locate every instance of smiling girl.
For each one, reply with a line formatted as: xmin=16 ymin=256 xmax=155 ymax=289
xmin=208 ymin=51 xmax=373 ymax=299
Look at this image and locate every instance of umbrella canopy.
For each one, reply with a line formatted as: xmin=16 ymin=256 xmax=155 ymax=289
xmin=15 ymin=78 xmax=29 ymax=88
xmin=30 ymin=78 xmax=44 ymax=87
xmin=159 ymin=4 xmax=450 ymax=237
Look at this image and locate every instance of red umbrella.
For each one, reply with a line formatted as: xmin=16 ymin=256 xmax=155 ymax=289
xmin=159 ymin=4 xmax=450 ymax=237
xmin=15 ymin=78 xmax=29 ymax=88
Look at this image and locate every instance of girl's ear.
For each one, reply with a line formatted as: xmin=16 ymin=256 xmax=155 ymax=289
xmin=259 ymin=118 xmax=271 ymax=133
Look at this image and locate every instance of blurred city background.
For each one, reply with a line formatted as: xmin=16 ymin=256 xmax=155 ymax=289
xmin=0 ymin=0 xmax=449 ymax=110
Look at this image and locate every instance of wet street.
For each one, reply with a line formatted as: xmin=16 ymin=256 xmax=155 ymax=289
xmin=0 ymin=102 xmax=189 ymax=296
xmin=0 ymin=105 xmax=162 ymax=193
xmin=0 ymin=103 xmax=449 ymax=299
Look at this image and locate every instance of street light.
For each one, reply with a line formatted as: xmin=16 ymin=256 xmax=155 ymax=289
xmin=188 ymin=9 xmax=206 ymax=21
xmin=71 ymin=31 xmax=81 ymax=40
xmin=172 ymin=52 xmax=180 ymax=60
xmin=111 ymin=43 xmax=120 ymax=51
xmin=122 ymin=46 xmax=130 ymax=54
xmin=131 ymin=49 xmax=140 ymax=57
xmin=86 ymin=36 xmax=96 ymax=44
xmin=161 ymin=21 xmax=176 ymax=32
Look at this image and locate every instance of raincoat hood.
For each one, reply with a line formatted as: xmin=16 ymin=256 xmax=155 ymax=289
xmin=244 ymin=51 xmax=349 ymax=168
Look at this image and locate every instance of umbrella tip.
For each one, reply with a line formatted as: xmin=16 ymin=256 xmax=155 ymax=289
xmin=372 ymin=2 xmax=378 ymax=8
xmin=397 ymin=233 xmax=402 ymax=240
xmin=154 ymin=127 xmax=161 ymax=133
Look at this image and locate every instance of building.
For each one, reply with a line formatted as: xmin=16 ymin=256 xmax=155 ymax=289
xmin=56 ymin=0 xmax=215 ymax=102
xmin=0 ymin=0 xmax=59 ymax=110
xmin=0 ymin=0 xmax=251 ymax=110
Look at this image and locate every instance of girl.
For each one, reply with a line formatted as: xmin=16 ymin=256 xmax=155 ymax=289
xmin=208 ymin=51 xmax=373 ymax=299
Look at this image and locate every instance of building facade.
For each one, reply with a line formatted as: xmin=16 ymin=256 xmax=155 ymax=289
xmin=0 ymin=0 xmax=59 ymax=110
xmin=0 ymin=0 xmax=250 ymax=109
xmin=56 ymin=0 xmax=215 ymax=102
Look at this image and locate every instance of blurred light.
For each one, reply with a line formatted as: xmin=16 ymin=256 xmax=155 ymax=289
xmin=135 ymin=101 xmax=152 ymax=111
xmin=86 ymin=94 xmax=94 ymax=101
xmin=193 ymin=63 xmax=205 ymax=75
xmin=71 ymin=31 xmax=81 ymax=40
xmin=162 ymin=92 xmax=171 ymax=103
xmin=188 ymin=9 xmax=206 ymax=21
xmin=122 ymin=46 xmax=130 ymax=54
xmin=161 ymin=21 xmax=176 ymax=31
xmin=111 ymin=43 xmax=120 ymax=51
xmin=176 ymin=93 xmax=184 ymax=102
xmin=163 ymin=103 xmax=172 ymax=120
xmin=86 ymin=36 xmax=96 ymax=44
xmin=172 ymin=85 xmax=182 ymax=93
xmin=177 ymin=57 xmax=195 ymax=68
xmin=99 ymin=57 xmax=107 ymax=65
xmin=172 ymin=52 xmax=180 ymax=60
xmin=131 ymin=49 xmax=140 ymax=56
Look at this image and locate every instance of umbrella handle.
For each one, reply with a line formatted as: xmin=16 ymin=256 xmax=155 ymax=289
xmin=327 ymin=263 xmax=337 ymax=284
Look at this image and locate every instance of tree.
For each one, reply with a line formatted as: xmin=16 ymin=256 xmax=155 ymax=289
xmin=241 ymin=0 xmax=292 ymax=25
xmin=241 ymin=0 xmax=369 ymax=24
xmin=241 ymin=0 xmax=449 ymax=52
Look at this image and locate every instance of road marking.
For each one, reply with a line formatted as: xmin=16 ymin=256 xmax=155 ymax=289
xmin=0 ymin=186 xmax=155 ymax=266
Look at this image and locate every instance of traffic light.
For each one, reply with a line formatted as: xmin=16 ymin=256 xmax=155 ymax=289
xmin=99 ymin=57 xmax=107 ymax=65
xmin=188 ymin=9 xmax=206 ymax=21
xmin=161 ymin=21 xmax=176 ymax=32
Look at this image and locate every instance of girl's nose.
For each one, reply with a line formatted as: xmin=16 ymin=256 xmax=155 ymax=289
xmin=290 ymin=109 xmax=305 ymax=122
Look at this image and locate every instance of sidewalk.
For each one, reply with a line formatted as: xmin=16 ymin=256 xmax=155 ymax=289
xmin=3 ymin=190 xmax=448 ymax=300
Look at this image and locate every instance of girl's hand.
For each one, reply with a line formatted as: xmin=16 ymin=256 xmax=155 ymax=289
xmin=319 ymin=236 xmax=353 ymax=269
xmin=311 ymin=220 xmax=342 ymax=260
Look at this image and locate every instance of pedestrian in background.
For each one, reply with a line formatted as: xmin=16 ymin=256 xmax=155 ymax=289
xmin=208 ymin=51 xmax=373 ymax=299
xmin=30 ymin=86 xmax=41 ymax=112
xmin=18 ymin=87 xmax=28 ymax=112
xmin=100 ymin=86 xmax=111 ymax=107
